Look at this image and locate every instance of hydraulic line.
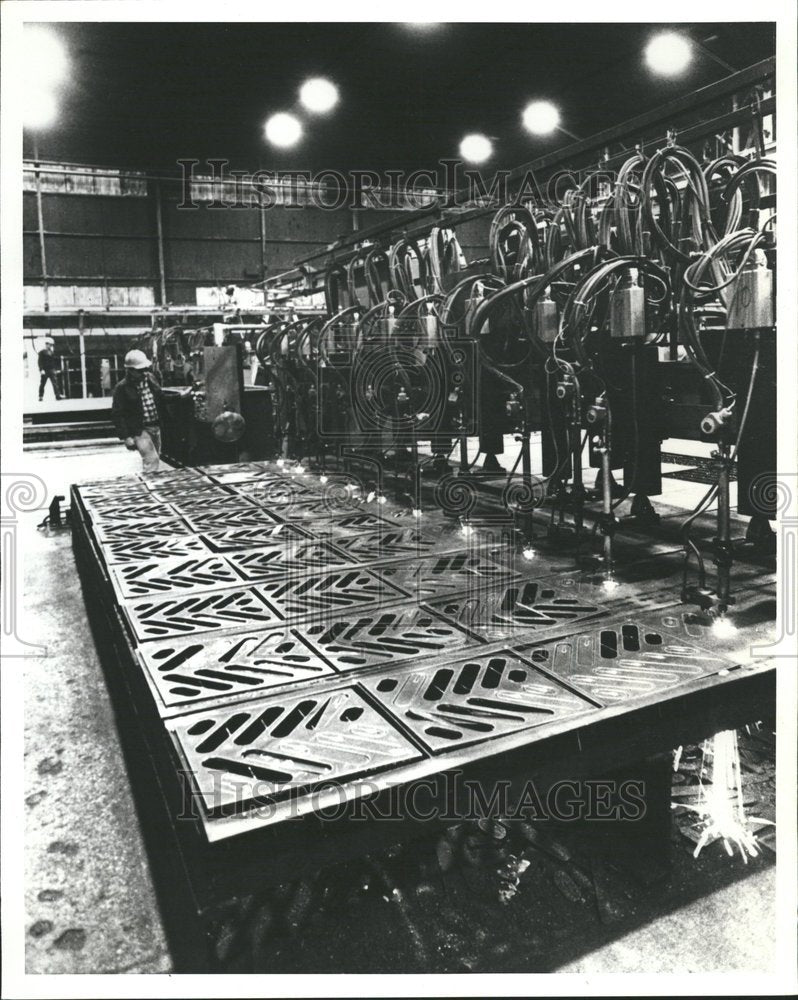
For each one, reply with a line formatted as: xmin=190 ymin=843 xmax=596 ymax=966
xmin=389 ymin=237 xmax=428 ymax=300
xmin=346 ymin=252 xmax=369 ymax=308
xmin=364 ymin=246 xmax=391 ymax=307
xmin=428 ymin=226 xmax=465 ymax=294
xmin=488 ymin=205 xmax=540 ymax=280
xmin=641 ymin=145 xmax=714 ymax=265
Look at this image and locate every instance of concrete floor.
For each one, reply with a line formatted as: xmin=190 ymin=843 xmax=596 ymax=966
xmin=22 ymin=440 xmax=772 ymax=974
xmin=23 ymin=444 xmax=171 ymax=974
xmin=559 ymin=869 xmax=775 ymax=974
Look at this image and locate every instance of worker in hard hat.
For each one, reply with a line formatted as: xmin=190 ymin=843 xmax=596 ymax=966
xmin=111 ymin=350 xmax=165 ymax=473
xmin=38 ymin=338 xmax=62 ymax=401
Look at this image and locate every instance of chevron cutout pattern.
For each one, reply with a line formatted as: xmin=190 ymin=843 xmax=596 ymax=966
xmin=326 ymin=526 xmax=461 ymax=563
xmin=428 ymin=577 xmax=602 ymax=641
xmin=94 ymin=517 xmax=192 ymax=541
xmin=377 ymin=551 xmax=520 ymax=601
xmin=89 ymin=500 xmax=176 ymax=525
xmin=170 ymin=686 xmax=420 ymax=814
xmin=226 ymin=542 xmax=353 ymax=580
xmin=125 ymin=587 xmax=278 ymax=640
xmin=99 ymin=534 xmax=209 ymax=565
xmin=137 ymin=628 xmax=335 ymax=711
xmin=362 ymin=652 xmax=591 ymax=752
xmin=257 ymin=568 xmax=406 ymax=620
xmin=299 ymin=606 xmax=475 ymax=670
xmin=111 ymin=554 xmax=242 ymax=599
xmin=182 ymin=506 xmax=283 ymax=531
xmin=198 ymin=523 xmax=309 ymax=553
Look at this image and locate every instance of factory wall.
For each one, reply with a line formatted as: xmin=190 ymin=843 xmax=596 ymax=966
xmin=23 ymin=167 xmax=360 ymax=309
xmin=24 ymin=163 xmax=491 ymax=313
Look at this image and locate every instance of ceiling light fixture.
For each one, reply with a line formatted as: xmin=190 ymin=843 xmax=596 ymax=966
xmin=521 ymin=100 xmax=561 ymax=136
xmin=24 ymin=26 xmax=69 ymax=89
xmin=264 ymin=112 xmax=303 ymax=148
xmin=645 ymin=32 xmax=693 ymax=76
xmin=299 ymin=77 xmax=339 ymax=114
xmin=459 ymin=133 xmax=493 ymax=164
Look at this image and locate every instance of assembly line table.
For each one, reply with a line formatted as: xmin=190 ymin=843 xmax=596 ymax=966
xmin=71 ymin=459 xmax=777 ymax=970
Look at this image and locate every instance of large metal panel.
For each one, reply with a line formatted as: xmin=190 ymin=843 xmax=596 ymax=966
xmin=298 ymin=605 xmax=477 ymax=672
xmin=375 ymin=551 xmax=522 ymax=602
xmin=256 ymin=568 xmax=408 ymax=621
xmin=167 ymin=493 xmax=258 ymax=518
xmin=110 ymin=553 xmax=243 ymax=599
xmin=124 ymin=586 xmax=279 ymax=641
xmin=528 ymin=619 xmax=735 ymax=705
xmin=147 ymin=483 xmax=234 ymax=504
xmin=361 ymin=651 xmax=593 ymax=753
xmin=136 ymin=628 xmax=336 ymax=714
xmin=232 ymin=478 xmax=320 ymax=502
xmin=198 ymin=523 xmax=310 ymax=553
xmin=169 ymin=685 xmax=422 ymax=816
xmin=325 ymin=525 xmax=465 ymax=564
xmin=87 ymin=499 xmax=178 ymax=525
xmin=280 ymin=508 xmax=393 ymax=534
xmin=94 ymin=516 xmax=193 ymax=542
xmin=181 ymin=505 xmax=283 ymax=532
xmin=427 ymin=575 xmax=604 ymax=643
xmin=199 ymin=462 xmax=282 ymax=484
xmin=138 ymin=468 xmax=205 ymax=485
xmin=80 ymin=484 xmax=154 ymax=507
xmin=99 ymin=533 xmax=210 ymax=566
xmin=260 ymin=495 xmax=362 ymax=521
xmin=226 ymin=541 xmax=354 ymax=581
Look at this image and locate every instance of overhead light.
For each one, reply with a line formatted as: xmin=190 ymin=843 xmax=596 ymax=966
xmin=264 ymin=112 xmax=303 ymax=148
xmin=25 ymin=88 xmax=58 ymax=130
xmin=645 ymin=32 xmax=693 ymax=76
xmin=522 ymin=101 xmax=560 ymax=136
xmin=299 ymin=77 xmax=339 ymax=114
xmin=459 ymin=133 xmax=493 ymax=164
xmin=24 ymin=26 xmax=69 ymax=89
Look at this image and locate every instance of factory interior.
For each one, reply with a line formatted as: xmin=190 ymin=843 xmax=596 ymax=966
xmin=6 ymin=13 xmax=795 ymax=986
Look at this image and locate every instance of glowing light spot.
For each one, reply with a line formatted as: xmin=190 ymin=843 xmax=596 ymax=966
xmin=459 ymin=133 xmax=493 ymax=164
xmin=645 ymin=32 xmax=693 ymax=76
xmin=264 ymin=112 xmax=302 ymax=148
xmin=711 ymin=616 xmax=738 ymax=639
xmin=522 ymin=100 xmax=560 ymax=135
xmin=299 ymin=78 xmax=339 ymax=114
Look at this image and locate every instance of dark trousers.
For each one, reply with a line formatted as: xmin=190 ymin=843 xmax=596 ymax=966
xmin=39 ymin=371 xmax=61 ymax=400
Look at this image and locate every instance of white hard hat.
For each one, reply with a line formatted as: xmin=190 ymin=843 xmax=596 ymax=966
xmin=124 ymin=349 xmax=151 ymax=370
xmin=44 ymin=337 xmax=55 ymax=346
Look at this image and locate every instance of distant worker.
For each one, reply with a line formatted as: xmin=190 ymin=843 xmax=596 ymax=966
xmin=111 ymin=350 xmax=165 ymax=474
xmin=38 ymin=338 xmax=62 ymax=401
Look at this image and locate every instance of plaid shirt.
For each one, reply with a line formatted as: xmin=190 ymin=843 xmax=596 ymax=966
xmin=139 ymin=379 xmax=159 ymax=425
